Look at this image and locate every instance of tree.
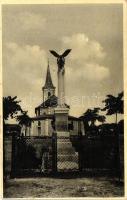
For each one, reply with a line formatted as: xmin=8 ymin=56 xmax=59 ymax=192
xmin=118 ymin=119 xmax=124 ymax=135
xmin=16 ymin=111 xmax=31 ymax=126
xmin=3 ymin=96 xmax=23 ymax=123
xmin=82 ymin=107 xmax=105 ymax=133
xmin=102 ymin=91 xmax=124 ymax=181
xmin=102 ymin=91 xmax=123 ymax=124
xmin=16 ymin=111 xmax=31 ymax=136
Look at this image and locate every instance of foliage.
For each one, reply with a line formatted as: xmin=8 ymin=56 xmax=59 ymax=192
xmin=98 ymin=123 xmax=117 ymax=135
xmin=81 ymin=107 xmax=105 ymax=134
xmin=3 ymin=96 xmax=23 ymax=121
xmin=83 ymin=107 xmax=105 ymax=126
xmin=102 ymin=92 xmax=123 ymax=123
xmin=16 ymin=111 xmax=31 ymax=126
xmin=118 ymin=119 xmax=124 ymax=134
xmin=102 ymin=91 xmax=124 ymax=181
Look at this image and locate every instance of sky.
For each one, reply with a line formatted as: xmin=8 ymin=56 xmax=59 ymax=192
xmin=2 ymin=4 xmax=123 ymax=123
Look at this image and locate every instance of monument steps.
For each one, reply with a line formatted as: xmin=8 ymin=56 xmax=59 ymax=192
xmin=58 ymin=155 xmax=78 ymax=162
xmin=57 ymin=148 xmax=76 ymax=154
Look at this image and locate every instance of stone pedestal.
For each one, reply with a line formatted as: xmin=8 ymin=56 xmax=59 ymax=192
xmin=55 ymin=108 xmax=79 ymax=171
xmin=54 ymin=107 xmax=69 ymax=132
xmin=57 ymin=133 xmax=79 ymax=171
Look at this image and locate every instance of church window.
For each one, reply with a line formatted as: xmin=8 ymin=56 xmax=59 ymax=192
xmin=38 ymin=121 xmax=41 ymax=136
xmin=38 ymin=121 xmax=41 ymax=127
xmin=68 ymin=121 xmax=73 ymax=130
xmin=48 ymin=91 xmax=51 ymax=97
xmin=38 ymin=127 xmax=41 ymax=136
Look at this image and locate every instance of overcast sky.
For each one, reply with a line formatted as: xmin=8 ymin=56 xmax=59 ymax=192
xmin=2 ymin=4 xmax=123 ymax=122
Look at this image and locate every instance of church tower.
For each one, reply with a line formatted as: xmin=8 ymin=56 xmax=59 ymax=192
xmin=42 ymin=61 xmax=55 ymax=102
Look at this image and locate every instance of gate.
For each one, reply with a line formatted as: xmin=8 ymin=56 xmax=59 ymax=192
xmin=11 ymin=134 xmax=57 ymax=177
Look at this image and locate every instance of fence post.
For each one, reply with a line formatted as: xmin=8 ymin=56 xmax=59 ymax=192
xmin=115 ymin=126 xmax=121 ymax=182
xmin=10 ymin=134 xmax=16 ymax=178
xmin=78 ymin=135 xmax=83 ymax=172
xmin=52 ymin=132 xmax=57 ymax=173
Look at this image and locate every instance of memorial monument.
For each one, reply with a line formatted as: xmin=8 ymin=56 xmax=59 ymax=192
xmin=50 ymin=49 xmax=78 ymax=171
xmin=50 ymin=49 xmax=71 ymax=133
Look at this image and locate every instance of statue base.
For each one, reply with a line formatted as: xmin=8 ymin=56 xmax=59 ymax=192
xmin=54 ymin=107 xmax=79 ymax=171
xmin=54 ymin=106 xmax=69 ymax=132
xmin=57 ymin=133 xmax=79 ymax=171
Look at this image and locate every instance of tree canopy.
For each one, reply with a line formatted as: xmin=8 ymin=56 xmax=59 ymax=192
xmin=83 ymin=107 xmax=105 ymax=126
xmin=102 ymin=91 xmax=123 ymax=123
xmin=81 ymin=107 xmax=105 ymax=134
xmin=16 ymin=111 xmax=31 ymax=127
xmin=3 ymin=96 xmax=23 ymax=121
xmin=3 ymin=96 xmax=31 ymax=127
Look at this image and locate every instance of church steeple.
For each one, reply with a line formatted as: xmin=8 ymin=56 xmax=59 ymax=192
xmin=42 ymin=61 xmax=55 ymax=102
xmin=43 ymin=60 xmax=55 ymax=89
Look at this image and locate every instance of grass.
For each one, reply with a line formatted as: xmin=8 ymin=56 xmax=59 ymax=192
xmin=4 ymin=175 xmax=124 ymax=198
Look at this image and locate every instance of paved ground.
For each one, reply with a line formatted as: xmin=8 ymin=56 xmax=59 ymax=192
xmin=4 ymin=176 xmax=124 ymax=198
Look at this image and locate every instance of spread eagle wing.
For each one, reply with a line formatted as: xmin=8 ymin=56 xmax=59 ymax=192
xmin=50 ymin=50 xmax=60 ymax=58
xmin=62 ymin=49 xmax=71 ymax=57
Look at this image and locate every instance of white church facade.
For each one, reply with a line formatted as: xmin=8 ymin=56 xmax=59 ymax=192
xmin=25 ymin=63 xmax=84 ymax=137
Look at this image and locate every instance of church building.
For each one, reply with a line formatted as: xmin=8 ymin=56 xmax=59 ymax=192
xmin=26 ymin=62 xmax=84 ymax=137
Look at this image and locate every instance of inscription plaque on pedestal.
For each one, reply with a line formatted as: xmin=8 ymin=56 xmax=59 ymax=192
xmin=55 ymin=107 xmax=69 ymax=132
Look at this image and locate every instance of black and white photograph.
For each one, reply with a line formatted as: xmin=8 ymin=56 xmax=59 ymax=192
xmin=2 ymin=2 xmax=125 ymax=198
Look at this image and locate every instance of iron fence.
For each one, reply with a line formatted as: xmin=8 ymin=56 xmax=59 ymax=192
xmin=7 ymin=133 xmax=124 ymax=177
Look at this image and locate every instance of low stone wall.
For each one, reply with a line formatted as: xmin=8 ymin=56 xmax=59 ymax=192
xmin=119 ymin=135 xmax=124 ymax=179
xmin=4 ymin=136 xmax=12 ymax=177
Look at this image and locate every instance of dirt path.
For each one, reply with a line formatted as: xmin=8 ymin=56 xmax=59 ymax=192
xmin=4 ymin=177 xmax=124 ymax=198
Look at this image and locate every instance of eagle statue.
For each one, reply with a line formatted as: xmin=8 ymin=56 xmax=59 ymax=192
xmin=49 ymin=49 xmax=71 ymax=70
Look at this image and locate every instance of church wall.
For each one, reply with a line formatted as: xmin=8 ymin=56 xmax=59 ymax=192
xmin=73 ymin=120 xmax=79 ymax=135
xmin=30 ymin=118 xmax=84 ymax=136
xmin=69 ymin=120 xmax=79 ymax=135
xmin=81 ymin=121 xmax=85 ymax=135
xmin=25 ymin=126 xmax=31 ymax=136
xmin=30 ymin=118 xmax=54 ymax=137
xmin=41 ymin=120 xmax=45 ymax=136
xmin=40 ymin=108 xmax=46 ymax=115
xmin=68 ymin=119 xmax=85 ymax=136
xmin=36 ymin=107 xmax=53 ymax=116
xmin=31 ymin=121 xmax=38 ymax=136
xmin=48 ymin=107 xmax=55 ymax=114
xmin=45 ymin=119 xmax=49 ymax=136
xmin=48 ymin=119 xmax=54 ymax=136
xmin=31 ymin=120 xmax=48 ymax=136
xmin=40 ymin=107 xmax=55 ymax=115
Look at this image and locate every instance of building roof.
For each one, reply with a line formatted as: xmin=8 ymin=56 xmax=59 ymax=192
xmin=42 ymin=63 xmax=55 ymax=89
xmin=31 ymin=114 xmax=81 ymax=121
xmin=35 ymin=95 xmax=70 ymax=110
xmin=68 ymin=115 xmax=82 ymax=121
xmin=35 ymin=95 xmax=57 ymax=109
xmin=31 ymin=114 xmax=54 ymax=120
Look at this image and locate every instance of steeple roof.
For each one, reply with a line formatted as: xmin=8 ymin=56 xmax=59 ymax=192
xmin=43 ymin=61 xmax=55 ymax=89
